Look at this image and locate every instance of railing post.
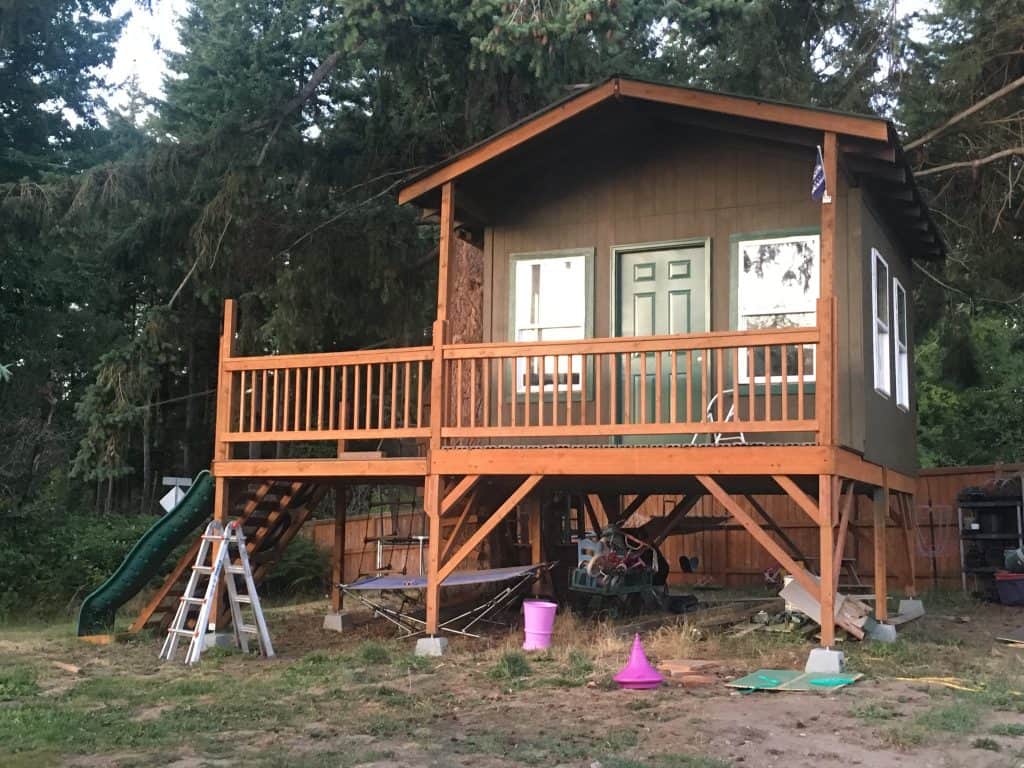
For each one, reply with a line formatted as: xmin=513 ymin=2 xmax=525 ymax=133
xmin=210 ymin=298 xmax=237 ymax=633
xmin=818 ymin=131 xmax=838 ymax=446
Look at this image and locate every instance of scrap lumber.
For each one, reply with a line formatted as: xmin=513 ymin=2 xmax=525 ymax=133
xmin=779 ymin=576 xmax=871 ymax=640
xmin=613 ymin=598 xmax=784 ymax=638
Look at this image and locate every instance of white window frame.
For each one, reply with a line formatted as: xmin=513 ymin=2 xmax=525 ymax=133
xmin=735 ymin=233 xmax=820 ymax=384
xmin=509 ymin=248 xmax=591 ymax=395
xmin=871 ymin=248 xmax=892 ymax=397
xmin=893 ymin=277 xmax=909 ymax=410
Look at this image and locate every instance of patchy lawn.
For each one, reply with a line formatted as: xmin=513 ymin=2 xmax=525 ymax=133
xmin=2 ymin=593 xmax=1023 ymax=767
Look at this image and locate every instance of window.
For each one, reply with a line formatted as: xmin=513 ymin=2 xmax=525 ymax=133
xmin=871 ymin=248 xmax=891 ymax=396
xmin=736 ymin=233 xmax=819 ymax=382
xmin=510 ymin=249 xmax=590 ymax=394
xmin=893 ymin=278 xmax=909 ymax=409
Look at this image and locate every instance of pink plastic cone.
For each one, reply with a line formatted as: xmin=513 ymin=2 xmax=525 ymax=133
xmin=613 ymin=633 xmax=663 ymax=690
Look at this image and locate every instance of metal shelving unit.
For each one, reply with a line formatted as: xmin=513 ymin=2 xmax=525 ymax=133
xmin=958 ymin=496 xmax=1024 ymax=597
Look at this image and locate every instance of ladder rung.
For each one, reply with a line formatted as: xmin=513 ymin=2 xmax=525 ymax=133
xmin=180 ymin=597 xmax=205 ymax=605
xmin=234 ymin=595 xmax=252 ymax=604
xmin=225 ymin=565 xmax=246 ymax=574
xmin=238 ymin=625 xmax=259 ymax=634
xmin=193 ymin=566 xmax=213 ymax=574
xmin=168 ymin=628 xmax=199 ymax=636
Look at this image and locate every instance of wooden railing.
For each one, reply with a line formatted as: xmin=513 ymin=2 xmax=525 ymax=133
xmin=440 ymin=327 xmax=819 ymax=441
xmin=217 ymin=328 xmax=819 ymax=446
xmin=221 ymin=347 xmax=433 ymax=441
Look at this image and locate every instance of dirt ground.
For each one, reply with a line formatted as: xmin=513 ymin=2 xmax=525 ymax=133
xmin=2 ymin=593 xmax=1024 ymax=767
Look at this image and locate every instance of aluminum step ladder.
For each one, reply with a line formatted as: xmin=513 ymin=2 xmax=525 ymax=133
xmin=160 ymin=519 xmax=275 ymax=665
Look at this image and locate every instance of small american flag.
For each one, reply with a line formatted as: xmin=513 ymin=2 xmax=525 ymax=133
xmin=811 ymin=145 xmax=827 ymax=202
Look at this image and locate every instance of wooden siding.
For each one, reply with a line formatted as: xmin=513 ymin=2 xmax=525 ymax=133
xmin=305 ymin=466 xmax=1011 ymax=592
xmin=478 ymin=121 xmax=864 ymax=450
xmin=859 ymin=193 xmax=917 ymax=474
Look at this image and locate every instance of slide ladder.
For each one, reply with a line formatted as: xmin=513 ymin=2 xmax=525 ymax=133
xmin=131 ymin=479 xmax=323 ymax=634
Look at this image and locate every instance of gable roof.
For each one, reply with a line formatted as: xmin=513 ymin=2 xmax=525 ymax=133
xmin=398 ymin=76 xmax=944 ymax=259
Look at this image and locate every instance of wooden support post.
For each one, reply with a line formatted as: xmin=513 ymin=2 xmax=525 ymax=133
xmin=331 ymin=485 xmax=348 ymax=613
xmin=818 ymin=474 xmax=837 ymax=646
xmin=424 ymin=474 xmax=443 ymax=636
xmin=873 ymin=475 xmax=889 ymax=620
xmin=526 ymin=495 xmax=542 ymax=594
xmin=209 ymin=476 xmax=230 ymax=631
xmin=818 ymin=131 xmax=838 ymax=446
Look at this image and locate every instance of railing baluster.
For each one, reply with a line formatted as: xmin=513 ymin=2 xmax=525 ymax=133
xmin=363 ymin=364 xmax=372 ymax=429
xmin=341 ymin=366 xmax=350 ymax=430
xmin=497 ymin=358 xmax=506 ymax=429
xmin=482 ymin=358 xmax=490 ymax=428
xmin=306 ymin=366 xmax=313 ymax=430
xmin=715 ymin=348 xmax=724 ymax=424
xmin=639 ymin=351 xmax=647 ymax=424
xmin=670 ymin=350 xmax=677 ymax=424
xmin=416 ymin=360 xmax=423 ymax=428
xmin=249 ymin=370 xmax=257 ymax=432
xmin=798 ymin=344 xmax=805 ymax=421
xmin=353 ymin=365 xmax=361 ymax=430
xmin=594 ymin=353 xmax=602 ymax=426
xmin=261 ymin=370 xmax=268 ymax=432
xmin=781 ymin=344 xmax=788 ymax=422
xmin=732 ymin=347 xmax=740 ymax=423
xmin=238 ymin=371 xmax=247 ymax=433
xmin=762 ymin=346 xmax=770 ymax=421
xmin=329 ymin=367 xmax=337 ymax=430
xmin=403 ymin=361 xmax=411 ymax=429
xmin=611 ymin=352 xmax=620 ymax=426
xmin=655 ymin=351 xmax=663 ymax=424
xmin=747 ymin=346 xmax=755 ymax=421
xmin=700 ymin=350 xmax=708 ymax=423
xmin=469 ymin=358 xmax=477 ymax=428
xmin=683 ymin=351 xmax=691 ymax=424
xmin=390 ymin=362 xmax=398 ymax=429
xmin=552 ymin=355 xmax=559 ymax=426
xmin=283 ymin=368 xmax=292 ymax=431
xmin=455 ymin=358 xmax=463 ymax=428
xmin=377 ymin=363 xmax=385 ymax=429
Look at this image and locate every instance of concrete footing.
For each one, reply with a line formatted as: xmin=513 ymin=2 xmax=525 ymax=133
xmin=415 ymin=636 xmax=449 ymax=657
xmin=865 ymin=620 xmax=898 ymax=643
xmin=202 ymin=632 xmax=236 ymax=650
xmin=805 ymin=647 xmax=845 ymax=674
xmin=897 ymin=598 xmax=925 ymax=620
xmin=322 ymin=612 xmax=354 ymax=633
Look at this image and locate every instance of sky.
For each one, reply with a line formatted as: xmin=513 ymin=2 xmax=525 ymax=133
xmin=104 ymin=0 xmax=937 ymax=108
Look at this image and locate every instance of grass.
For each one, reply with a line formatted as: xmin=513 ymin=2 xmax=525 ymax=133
xmin=0 ymin=664 xmax=39 ymax=700
xmin=972 ymin=737 xmax=1001 ymax=752
xmin=488 ymin=649 xmax=532 ymax=681
xmin=991 ymin=723 xmax=1024 ymax=737
xmin=914 ymin=700 xmax=982 ymax=734
xmin=849 ymin=701 xmax=901 ymax=722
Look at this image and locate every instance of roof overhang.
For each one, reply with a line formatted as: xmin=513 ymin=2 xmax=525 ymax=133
xmin=398 ymin=76 xmax=945 ymax=260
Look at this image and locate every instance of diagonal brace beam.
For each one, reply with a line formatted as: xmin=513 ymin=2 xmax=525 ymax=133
xmin=698 ymin=475 xmax=819 ymax=598
xmin=438 ymin=475 xmax=542 ymax=583
xmin=651 ymin=494 xmax=703 ymax=548
xmin=441 ymin=475 xmax=480 ymax=517
xmin=773 ymin=475 xmax=822 ymax=525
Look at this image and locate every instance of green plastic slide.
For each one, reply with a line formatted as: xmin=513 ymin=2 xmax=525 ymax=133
xmin=77 ymin=471 xmax=215 ymax=636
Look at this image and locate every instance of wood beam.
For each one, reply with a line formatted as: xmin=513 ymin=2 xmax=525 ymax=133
xmin=696 ymin=475 xmax=819 ymax=599
xmin=898 ymin=493 xmax=918 ymax=597
xmin=213 ymin=299 xmax=237 ymax=463
xmin=582 ymin=495 xmax=602 ymax=533
xmin=437 ymin=182 xmax=454 ymax=324
xmin=651 ymin=494 xmax=704 ymax=548
xmin=441 ymin=474 xmax=480 ymax=516
xmin=873 ymin=474 xmax=889 ymax=620
xmin=212 ymin=457 xmax=427 ymax=480
xmin=526 ymin=496 xmax=542 ymax=594
xmin=438 ymin=475 xmax=543 ymax=583
xmin=440 ymin=487 xmax=478 ymax=564
xmin=818 ymin=475 xmax=837 ymax=646
xmin=424 ymin=474 xmax=443 ymax=635
xmin=773 ymin=475 xmax=822 ymax=525
xmin=744 ymin=494 xmax=809 ymax=565
xmin=832 ymin=481 xmax=855 ymax=594
xmin=618 ymin=494 xmax=650 ymax=524
xmin=331 ymin=485 xmax=348 ymax=612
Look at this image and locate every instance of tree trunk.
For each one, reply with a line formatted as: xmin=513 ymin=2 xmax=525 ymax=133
xmin=141 ymin=398 xmax=153 ymax=514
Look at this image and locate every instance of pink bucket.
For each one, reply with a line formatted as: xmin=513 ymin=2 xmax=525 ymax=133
xmin=522 ymin=600 xmax=558 ymax=651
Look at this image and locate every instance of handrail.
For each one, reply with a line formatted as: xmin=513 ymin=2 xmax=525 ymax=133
xmin=442 ymin=326 xmax=818 ymax=359
xmin=223 ymin=346 xmax=432 ymax=371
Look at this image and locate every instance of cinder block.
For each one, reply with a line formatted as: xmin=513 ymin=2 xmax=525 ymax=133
xmin=415 ymin=636 xmax=449 ymax=657
xmin=805 ymin=647 xmax=845 ymax=674
xmin=322 ymin=612 xmax=354 ymax=632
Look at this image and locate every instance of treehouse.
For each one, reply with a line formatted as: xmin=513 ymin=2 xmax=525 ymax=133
xmin=145 ymin=77 xmax=945 ymax=646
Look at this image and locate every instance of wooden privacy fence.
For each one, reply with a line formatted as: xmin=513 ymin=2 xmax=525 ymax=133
xmin=303 ymin=465 xmax=1023 ymax=591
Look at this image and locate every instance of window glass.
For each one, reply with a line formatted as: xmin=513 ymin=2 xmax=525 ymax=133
xmin=871 ymin=249 xmax=891 ymax=396
xmin=511 ymin=252 xmax=588 ymax=393
xmin=894 ymin=278 xmax=909 ymax=409
xmin=736 ymin=234 xmax=819 ymax=382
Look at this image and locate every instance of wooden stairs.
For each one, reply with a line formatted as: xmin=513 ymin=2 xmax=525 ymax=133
xmin=129 ymin=479 xmax=324 ymax=634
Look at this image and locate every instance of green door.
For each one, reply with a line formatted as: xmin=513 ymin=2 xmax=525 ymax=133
xmin=616 ymin=243 xmax=708 ymax=430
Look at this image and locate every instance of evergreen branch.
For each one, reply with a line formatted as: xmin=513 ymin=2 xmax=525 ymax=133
xmin=913 ymin=261 xmax=1024 ymax=306
xmin=916 ymin=147 xmax=1024 ymax=177
xmin=256 ymin=51 xmax=342 ymax=166
xmin=905 ymin=74 xmax=1024 ymax=151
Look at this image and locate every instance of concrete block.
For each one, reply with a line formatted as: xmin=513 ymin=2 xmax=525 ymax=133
xmin=415 ymin=636 xmax=449 ymax=657
xmin=805 ymin=647 xmax=845 ymax=674
xmin=865 ymin=621 xmax=898 ymax=643
xmin=322 ymin=612 xmax=354 ymax=633
xmin=202 ymin=632 xmax=236 ymax=650
xmin=897 ymin=599 xmax=926 ymax=620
